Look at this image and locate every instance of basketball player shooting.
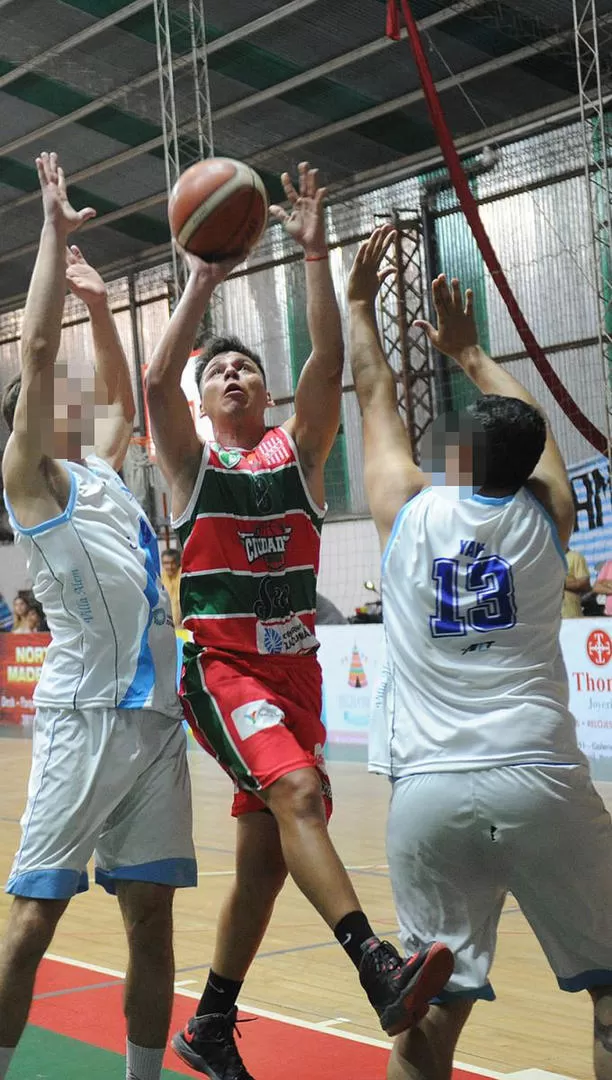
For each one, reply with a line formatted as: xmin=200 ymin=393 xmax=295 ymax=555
xmin=0 ymin=152 xmax=197 ymax=1080
xmin=145 ymin=164 xmax=452 ymax=1079
xmin=348 ymin=225 xmax=612 ymax=1080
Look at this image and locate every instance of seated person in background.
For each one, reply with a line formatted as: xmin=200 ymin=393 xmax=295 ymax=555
xmin=0 ymin=592 xmax=12 ymax=632
xmin=315 ymin=591 xmax=347 ymax=625
xmin=592 ymin=559 xmax=612 ymax=616
xmin=24 ymin=602 xmax=47 ymax=633
xmin=562 ymin=548 xmax=590 ymax=618
xmin=12 ymin=591 xmax=32 ymax=632
xmin=160 ymin=547 xmax=181 ymax=629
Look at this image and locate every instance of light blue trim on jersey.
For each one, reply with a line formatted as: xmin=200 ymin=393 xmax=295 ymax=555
xmin=381 ymin=487 xmax=430 ymax=576
xmin=119 ymin=517 xmax=159 ymax=708
xmin=6 ymin=867 xmax=89 ymax=899
xmin=95 ymin=857 xmax=198 ymax=894
xmin=557 ymin=969 xmax=612 ymax=992
xmin=524 ymin=488 xmax=567 ymax=568
xmin=470 ymin=492 xmax=514 ymax=506
xmin=431 ymin=982 xmax=496 ymax=1004
xmin=4 ymin=467 xmax=77 ymax=536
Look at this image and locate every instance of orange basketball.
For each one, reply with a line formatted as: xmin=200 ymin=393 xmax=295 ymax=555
xmin=168 ymin=158 xmax=268 ymax=261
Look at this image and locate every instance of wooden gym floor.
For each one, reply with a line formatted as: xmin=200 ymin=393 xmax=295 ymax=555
xmin=0 ymin=735 xmax=607 ymax=1080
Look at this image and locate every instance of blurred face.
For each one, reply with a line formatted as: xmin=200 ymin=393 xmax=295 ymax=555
xmin=14 ymin=597 xmax=28 ymax=618
xmin=52 ymin=368 xmax=95 ymax=461
xmin=421 ymin=419 xmax=477 ymax=497
xmin=162 ymin=554 xmax=180 ymax=578
xmin=199 ymin=352 xmax=269 ymax=426
xmin=26 ymin=609 xmax=41 ymax=631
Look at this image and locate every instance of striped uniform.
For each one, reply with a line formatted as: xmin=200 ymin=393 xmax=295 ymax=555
xmin=174 ymin=427 xmax=331 ymax=816
xmin=375 ymin=485 xmax=612 ymax=999
xmin=4 ymin=456 xmax=196 ymax=899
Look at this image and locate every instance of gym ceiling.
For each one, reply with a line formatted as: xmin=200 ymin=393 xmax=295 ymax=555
xmin=0 ymin=0 xmax=610 ymax=313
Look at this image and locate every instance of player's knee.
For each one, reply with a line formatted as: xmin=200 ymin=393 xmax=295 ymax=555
xmin=119 ymin=883 xmax=174 ymax=952
xmin=6 ymin=897 xmax=64 ymax=963
xmin=266 ymin=768 xmax=325 ymax=825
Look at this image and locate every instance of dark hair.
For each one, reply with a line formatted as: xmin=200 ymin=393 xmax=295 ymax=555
xmin=194 ymin=335 xmax=266 ymax=392
xmin=1 ymin=374 xmax=22 ymax=433
xmin=162 ymin=548 xmax=180 ymax=562
xmin=465 ymin=395 xmax=547 ymax=492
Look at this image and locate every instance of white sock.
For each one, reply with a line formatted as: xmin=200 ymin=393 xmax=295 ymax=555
xmin=0 ymin=1047 xmax=16 ymax=1080
xmin=125 ymin=1040 xmax=165 ymax=1080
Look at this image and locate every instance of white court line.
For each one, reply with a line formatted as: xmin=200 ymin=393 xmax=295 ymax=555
xmin=44 ymin=952 xmax=578 ymax=1079
xmin=40 ymin=954 xmax=575 ymax=1080
xmin=197 ymin=870 xmax=235 ymax=877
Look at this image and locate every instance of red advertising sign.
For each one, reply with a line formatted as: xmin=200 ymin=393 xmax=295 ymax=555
xmin=0 ymin=633 xmax=51 ymax=728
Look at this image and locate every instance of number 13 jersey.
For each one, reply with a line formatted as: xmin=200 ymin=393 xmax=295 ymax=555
xmin=370 ymin=486 xmax=587 ymax=777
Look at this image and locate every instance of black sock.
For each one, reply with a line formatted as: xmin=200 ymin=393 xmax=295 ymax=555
xmin=334 ymin=911 xmax=376 ymax=970
xmin=196 ymin=970 xmax=244 ymax=1017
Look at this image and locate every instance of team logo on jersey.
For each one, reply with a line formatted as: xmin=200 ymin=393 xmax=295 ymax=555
xmin=259 ymin=433 xmax=289 ymax=466
xmin=255 ymin=615 xmax=317 ymax=655
xmin=254 ymin=576 xmax=291 ymax=621
xmin=212 ymin=443 xmax=242 ymax=469
xmin=587 ymin=629 xmax=612 ymax=667
xmin=219 ymin=449 xmax=242 ymax=469
xmin=461 ymin=640 xmax=495 ymax=655
xmin=238 ymin=524 xmax=292 ymax=569
xmin=231 ymin=699 xmax=284 ymax=740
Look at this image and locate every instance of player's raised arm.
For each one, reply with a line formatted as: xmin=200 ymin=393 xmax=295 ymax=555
xmin=415 ymin=275 xmax=575 ymax=548
xmin=145 ymin=251 xmax=238 ymax=516
xmin=272 ymin=164 xmax=344 ymax=500
xmin=65 ymin=245 xmax=135 ymax=472
xmin=2 ymin=152 xmax=95 ymax=523
xmin=348 ymin=226 xmax=425 ymax=549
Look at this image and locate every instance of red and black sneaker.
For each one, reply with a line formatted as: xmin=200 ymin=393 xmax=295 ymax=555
xmin=171 ymin=1007 xmax=255 ymax=1079
xmin=359 ymin=938 xmax=454 ymax=1036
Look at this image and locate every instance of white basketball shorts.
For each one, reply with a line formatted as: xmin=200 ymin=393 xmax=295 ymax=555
xmin=6 ymin=706 xmax=197 ymax=899
xmin=387 ymin=764 xmax=612 ymax=1000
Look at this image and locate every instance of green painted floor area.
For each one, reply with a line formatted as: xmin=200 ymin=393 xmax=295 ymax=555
xmin=11 ymin=1025 xmax=184 ymax=1079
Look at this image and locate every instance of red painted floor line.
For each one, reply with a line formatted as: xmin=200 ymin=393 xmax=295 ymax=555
xmin=33 ymin=957 xmax=499 ymax=1080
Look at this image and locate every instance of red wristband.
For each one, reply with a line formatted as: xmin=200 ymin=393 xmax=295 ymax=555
xmin=304 ymin=252 xmax=329 ymax=262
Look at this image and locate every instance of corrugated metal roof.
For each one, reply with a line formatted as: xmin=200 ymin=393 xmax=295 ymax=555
xmin=0 ymin=0 xmax=609 ymax=311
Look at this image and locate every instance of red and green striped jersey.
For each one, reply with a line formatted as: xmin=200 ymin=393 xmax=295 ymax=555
xmin=173 ymin=426 xmax=325 ymax=656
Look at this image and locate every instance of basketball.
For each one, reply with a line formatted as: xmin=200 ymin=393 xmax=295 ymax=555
xmin=168 ymin=158 xmax=268 ymax=261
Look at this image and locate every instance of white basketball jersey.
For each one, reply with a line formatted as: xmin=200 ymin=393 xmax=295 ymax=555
xmin=6 ymin=456 xmax=182 ymax=717
xmin=370 ymin=486 xmax=586 ymax=777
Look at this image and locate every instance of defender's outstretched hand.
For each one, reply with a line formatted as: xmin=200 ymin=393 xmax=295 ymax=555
xmin=36 ymin=152 xmax=96 ymax=235
xmin=414 ymin=275 xmax=478 ymax=362
xmin=269 ymin=162 xmax=327 ymax=256
xmin=65 ymin=245 xmax=106 ymax=307
xmin=348 ymin=225 xmax=395 ymax=305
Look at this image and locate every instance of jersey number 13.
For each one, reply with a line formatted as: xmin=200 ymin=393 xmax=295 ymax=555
xmin=429 ymin=556 xmax=517 ymax=638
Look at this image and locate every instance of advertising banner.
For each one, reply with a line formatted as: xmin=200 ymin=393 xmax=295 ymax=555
xmin=316 ymin=625 xmax=386 ymax=744
xmin=561 ymin=618 xmax=612 ymax=768
xmin=3 ymin=624 xmax=612 ymax=780
xmin=0 ymin=633 xmax=51 ymax=729
xmin=567 ymin=453 xmax=612 ymax=580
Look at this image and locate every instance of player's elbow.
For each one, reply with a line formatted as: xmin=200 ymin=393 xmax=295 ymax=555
xmin=21 ymin=335 xmax=55 ymax=371
xmin=144 ymin=365 xmax=166 ymax=398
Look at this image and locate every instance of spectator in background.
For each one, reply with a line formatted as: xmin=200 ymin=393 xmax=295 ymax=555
xmin=592 ymin=559 xmax=612 ymax=616
xmin=315 ymin=592 xmax=347 ymax=625
xmin=25 ymin=603 xmax=47 ymax=633
xmin=562 ymin=548 xmax=590 ymax=618
xmin=12 ymin=592 xmax=31 ymax=632
xmin=161 ymin=548 xmax=182 ymax=630
xmin=0 ymin=592 xmax=12 ymax=632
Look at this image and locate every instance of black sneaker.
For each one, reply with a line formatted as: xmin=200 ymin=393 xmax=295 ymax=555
xmin=359 ymin=938 xmax=454 ymax=1036
xmin=171 ymin=1006 xmax=256 ymax=1079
